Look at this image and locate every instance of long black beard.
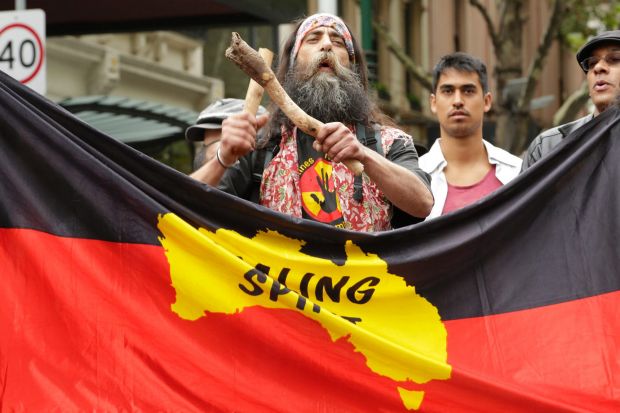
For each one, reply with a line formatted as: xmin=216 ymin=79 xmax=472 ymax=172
xmin=274 ymin=55 xmax=372 ymax=129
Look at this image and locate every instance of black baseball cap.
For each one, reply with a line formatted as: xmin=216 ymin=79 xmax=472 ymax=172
xmin=185 ymin=98 xmax=267 ymax=141
xmin=576 ymin=30 xmax=620 ymax=72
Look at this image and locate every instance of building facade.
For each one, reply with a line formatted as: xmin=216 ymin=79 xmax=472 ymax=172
xmin=308 ymin=0 xmax=594 ymax=148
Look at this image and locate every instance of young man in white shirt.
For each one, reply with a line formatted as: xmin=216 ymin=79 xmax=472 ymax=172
xmin=420 ymin=52 xmax=522 ymax=219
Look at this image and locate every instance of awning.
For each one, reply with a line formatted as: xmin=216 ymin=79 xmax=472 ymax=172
xmin=0 ymin=0 xmax=307 ymax=35
xmin=60 ymin=95 xmax=197 ymax=146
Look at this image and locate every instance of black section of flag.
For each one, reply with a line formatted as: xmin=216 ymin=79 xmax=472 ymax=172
xmin=1 ymin=70 xmax=619 ymax=320
xmin=402 ymin=108 xmax=620 ymax=320
xmin=0 ymin=72 xmax=291 ymax=244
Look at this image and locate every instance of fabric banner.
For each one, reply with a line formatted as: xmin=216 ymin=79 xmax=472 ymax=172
xmin=1 ymin=71 xmax=618 ymax=412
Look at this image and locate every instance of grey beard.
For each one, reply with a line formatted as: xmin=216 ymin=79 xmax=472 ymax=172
xmin=277 ymin=66 xmax=372 ymax=127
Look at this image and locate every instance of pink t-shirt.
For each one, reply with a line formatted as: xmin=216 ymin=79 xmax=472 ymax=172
xmin=442 ymin=165 xmax=502 ymax=215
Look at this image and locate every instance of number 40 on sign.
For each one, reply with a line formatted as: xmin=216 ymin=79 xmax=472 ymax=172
xmin=0 ymin=9 xmax=46 ymax=95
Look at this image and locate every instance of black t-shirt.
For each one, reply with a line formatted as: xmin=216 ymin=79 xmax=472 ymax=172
xmin=217 ymin=128 xmax=431 ymax=227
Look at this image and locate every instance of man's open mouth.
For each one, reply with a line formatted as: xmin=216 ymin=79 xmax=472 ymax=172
xmin=318 ymin=60 xmax=334 ymax=70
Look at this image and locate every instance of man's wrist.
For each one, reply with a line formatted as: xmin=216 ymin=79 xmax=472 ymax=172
xmin=216 ymin=146 xmax=239 ymax=169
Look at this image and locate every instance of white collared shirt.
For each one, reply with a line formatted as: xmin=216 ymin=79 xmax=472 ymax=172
xmin=419 ymin=139 xmax=522 ymax=219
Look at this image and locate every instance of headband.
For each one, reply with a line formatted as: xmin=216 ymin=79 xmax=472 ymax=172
xmin=290 ymin=13 xmax=356 ymax=65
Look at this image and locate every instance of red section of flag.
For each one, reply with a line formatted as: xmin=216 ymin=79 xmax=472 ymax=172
xmin=420 ymin=292 xmax=620 ymax=412
xmin=3 ymin=227 xmax=619 ymax=411
xmin=0 ymin=228 xmax=412 ymax=412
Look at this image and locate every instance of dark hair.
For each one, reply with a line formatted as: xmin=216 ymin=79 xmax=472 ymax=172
xmin=192 ymin=139 xmax=220 ymax=171
xmin=431 ymin=52 xmax=489 ymax=93
xmin=192 ymin=143 xmax=207 ymax=172
xmin=261 ymin=16 xmax=395 ymax=145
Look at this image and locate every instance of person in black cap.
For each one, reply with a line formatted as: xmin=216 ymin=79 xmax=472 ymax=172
xmin=521 ymin=30 xmax=620 ymax=171
xmin=186 ymin=98 xmax=267 ymax=172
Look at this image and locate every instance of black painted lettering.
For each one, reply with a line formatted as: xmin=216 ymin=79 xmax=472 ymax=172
xmin=347 ymin=277 xmax=379 ymax=304
xmin=300 ymin=272 xmax=315 ymax=298
xmin=256 ymin=263 xmax=271 ymax=274
xmin=341 ymin=315 xmax=362 ymax=324
xmin=296 ymin=293 xmax=321 ymax=314
xmin=296 ymin=295 xmax=306 ymax=310
xmin=315 ymin=276 xmax=349 ymax=302
xmin=269 ymin=267 xmax=291 ymax=301
xmin=277 ymin=267 xmax=290 ymax=284
xmin=238 ymin=268 xmax=267 ymax=296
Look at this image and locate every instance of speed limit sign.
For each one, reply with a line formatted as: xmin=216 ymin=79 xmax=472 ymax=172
xmin=0 ymin=9 xmax=45 ymax=94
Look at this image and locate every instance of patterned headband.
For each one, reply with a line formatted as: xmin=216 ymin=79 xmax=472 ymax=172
xmin=290 ymin=13 xmax=356 ymax=65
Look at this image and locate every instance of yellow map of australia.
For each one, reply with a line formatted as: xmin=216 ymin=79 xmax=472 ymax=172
xmin=157 ymin=213 xmax=451 ymax=410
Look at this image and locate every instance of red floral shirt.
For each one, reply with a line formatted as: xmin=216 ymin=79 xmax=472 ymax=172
xmin=260 ymin=125 xmax=406 ymax=232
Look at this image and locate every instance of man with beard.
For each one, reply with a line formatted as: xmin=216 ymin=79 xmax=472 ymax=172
xmin=191 ymin=13 xmax=433 ymax=231
xmin=419 ymin=53 xmax=522 ymax=218
xmin=521 ymin=30 xmax=620 ymax=171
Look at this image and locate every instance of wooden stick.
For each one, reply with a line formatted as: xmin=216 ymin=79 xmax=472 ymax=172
xmin=243 ymin=48 xmax=273 ymax=115
xmin=225 ymin=32 xmax=364 ymax=176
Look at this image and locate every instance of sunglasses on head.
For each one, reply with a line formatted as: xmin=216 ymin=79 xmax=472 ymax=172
xmin=580 ymin=50 xmax=620 ymax=72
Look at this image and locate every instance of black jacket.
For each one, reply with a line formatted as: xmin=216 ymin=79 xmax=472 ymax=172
xmin=521 ymin=115 xmax=593 ymax=172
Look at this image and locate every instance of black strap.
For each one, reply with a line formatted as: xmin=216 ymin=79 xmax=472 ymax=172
xmin=353 ymin=126 xmax=366 ymax=202
xmin=352 ymin=123 xmax=383 ymax=201
xmin=359 ymin=123 xmax=383 ymax=156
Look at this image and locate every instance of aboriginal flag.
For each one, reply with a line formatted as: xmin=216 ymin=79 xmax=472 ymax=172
xmin=0 ymin=71 xmax=618 ymax=412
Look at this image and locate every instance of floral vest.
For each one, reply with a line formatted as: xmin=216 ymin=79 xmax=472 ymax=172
xmin=259 ymin=125 xmax=400 ymax=232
